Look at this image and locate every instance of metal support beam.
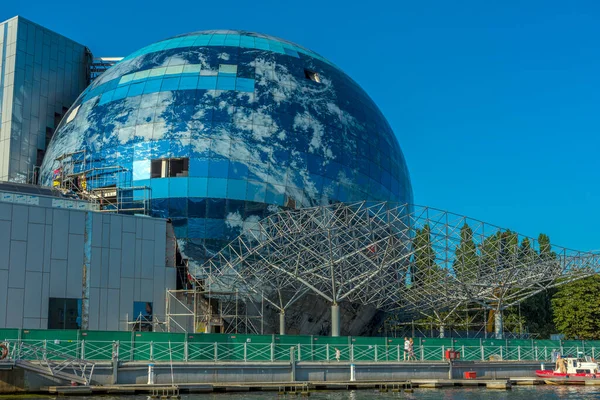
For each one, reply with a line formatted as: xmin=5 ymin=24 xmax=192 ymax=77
xmin=331 ymin=304 xmax=340 ymax=337
xmin=279 ymin=311 xmax=285 ymax=335
xmin=495 ymin=310 xmax=503 ymax=339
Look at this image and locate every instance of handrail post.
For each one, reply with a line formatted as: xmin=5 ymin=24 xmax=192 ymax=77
xmin=184 ymin=341 xmax=188 ymax=362
xmin=461 ymin=345 xmax=465 ymax=359
xmin=244 ymin=342 xmax=247 ymax=362
xmin=535 ymin=346 xmax=538 ymax=360
xmin=351 ymin=344 xmax=354 ymax=362
xmin=81 ymin=340 xmax=85 ymax=360
xmin=397 ymin=345 xmax=400 ymax=362
xmin=500 ymin=346 xmax=503 ymax=360
xmin=43 ymin=339 xmax=47 ymax=361
xmin=297 ymin=343 xmax=301 ymax=361
xmin=420 ymin=345 xmax=424 ymax=361
xmin=270 ymin=343 xmax=274 ymax=362
xmin=441 ymin=345 xmax=445 ymax=361
xmin=481 ymin=344 xmax=484 ymax=361
xmin=326 ymin=344 xmax=330 ymax=361
xmin=518 ymin=345 xmax=521 ymax=361
xmin=214 ymin=342 xmax=218 ymax=362
xmin=374 ymin=345 xmax=378 ymax=362
xmin=150 ymin=341 xmax=154 ymax=361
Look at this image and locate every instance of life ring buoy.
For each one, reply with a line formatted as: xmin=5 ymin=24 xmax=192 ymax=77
xmin=0 ymin=343 xmax=8 ymax=360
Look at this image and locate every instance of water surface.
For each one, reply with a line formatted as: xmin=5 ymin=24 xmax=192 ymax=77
xmin=9 ymin=386 xmax=600 ymax=400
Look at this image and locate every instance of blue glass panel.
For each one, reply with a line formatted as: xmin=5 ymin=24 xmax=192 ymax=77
xmin=188 ymin=218 xmax=205 ymax=239
xmin=228 ymin=161 xmax=248 ymax=179
xmin=284 ymin=48 xmax=299 ymax=58
xmin=208 ymin=159 xmax=229 ymax=178
xmin=190 ymin=158 xmax=209 ymax=177
xmin=188 ymin=198 xmax=206 ymax=218
xmin=150 ymin=178 xmax=169 ymax=198
xmin=208 ymin=34 xmax=226 ymax=45
xmin=240 ymin=36 xmax=255 ymax=48
xmin=226 ymin=179 xmax=247 ymax=201
xmin=179 ymin=76 xmax=199 ymax=90
xmin=161 ymin=77 xmax=181 ymax=91
xmin=265 ymin=184 xmax=285 ymax=206
xmin=207 ymin=177 xmax=227 ymax=198
xmin=151 ymin=198 xmax=169 ymax=218
xmin=197 ymin=76 xmax=217 ymax=90
xmin=169 ymin=177 xmax=188 ymax=197
xmin=205 ymin=218 xmax=225 ymax=239
xmin=169 ymin=198 xmax=187 ymax=218
xmin=188 ymin=177 xmax=208 ymax=197
xmin=246 ymin=180 xmax=266 ymax=202
xmin=112 ymin=86 xmax=130 ymax=101
xmin=98 ymin=90 xmax=114 ymax=105
xmin=172 ymin=218 xmax=188 ymax=238
xmin=216 ymin=76 xmax=236 ymax=90
xmin=128 ymin=82 xmax=146 ymax=97
xmin=143 ymin=78 xmax=163 ymax=94
xmin=235 ymin=78 xmax=255 ymax=92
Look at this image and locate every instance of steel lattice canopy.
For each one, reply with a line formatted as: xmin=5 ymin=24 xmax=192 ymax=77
xmin=198 ymin=201 xmax=600 ymax=317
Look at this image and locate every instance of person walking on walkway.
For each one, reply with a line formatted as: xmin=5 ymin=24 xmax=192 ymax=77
xmin=409 ymin=338 xmax=416 ymax=361
xmin=404 ymin=337 xmax=410 ymax=361
xmin=335 ymin=347 xmax=341 ymax=362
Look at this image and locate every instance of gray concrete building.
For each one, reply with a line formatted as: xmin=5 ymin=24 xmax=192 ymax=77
xmin=0 ymin=16 xmax=90 ymax=183
xmin=0 ymin=183 xmax=177 ymax=330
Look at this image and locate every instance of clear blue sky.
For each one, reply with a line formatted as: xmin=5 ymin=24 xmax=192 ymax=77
xmin=4 ymin=0 xmax=600 ymax=251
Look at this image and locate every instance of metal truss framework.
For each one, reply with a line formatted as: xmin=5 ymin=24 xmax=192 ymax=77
xmin=196 ymin=202 xmax=600 ymax=338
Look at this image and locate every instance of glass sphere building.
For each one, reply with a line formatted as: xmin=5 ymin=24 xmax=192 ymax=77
xmin=40 ymin=30 xmax=413 ymax=268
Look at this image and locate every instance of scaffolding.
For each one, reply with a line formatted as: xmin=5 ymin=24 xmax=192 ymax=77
xmin=165 ymin=288 xmax=264 ymax=334
xmin=52 ymin=150 xmax=151 ymax=215
xmin=196 ymin=201 xmax=600 ymax=339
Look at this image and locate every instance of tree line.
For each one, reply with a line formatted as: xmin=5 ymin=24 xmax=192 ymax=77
xmin=408 ymin=223 xmax=599 ymax=339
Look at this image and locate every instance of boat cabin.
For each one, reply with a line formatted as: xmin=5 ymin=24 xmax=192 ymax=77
xmin=557 ymin=356 xmax=599 ymax=374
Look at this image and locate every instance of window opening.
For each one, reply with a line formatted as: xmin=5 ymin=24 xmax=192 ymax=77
xmin=170 ymin=158 xmax=189 ymax=177
xmin=304 ymin=69 xmax=321 ymax=83
xmin=132 ymin=301 xmax=153 ymax=331
xmin=151 ymin=158 xmax=189 ymax=178
xmin=48 ymin=298 xmax=82 ymax=329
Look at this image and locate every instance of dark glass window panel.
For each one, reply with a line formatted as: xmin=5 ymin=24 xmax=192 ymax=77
xmin=169 ymin=198 xmax=188 ymax=218
xmin=188 ymin=198 xmax=207 ymax=218
xmin=48 ymin=298 xmax=81 ymax=329
xmin=226 ymin=199 xmax=245 ymax=215
xmin=207 ymin=198 xmax=226 ymax=219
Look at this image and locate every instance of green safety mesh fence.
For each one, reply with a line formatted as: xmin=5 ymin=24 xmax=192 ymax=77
xmin=0 ymin=328 xmax=591 ymax=362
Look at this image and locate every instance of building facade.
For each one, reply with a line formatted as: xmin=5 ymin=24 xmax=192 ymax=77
xmin=39 ymin=30 xmax=414 ymax=276
xmin=0 ymin=16 xmax=90 ymax=183
xmin=0 ymin=183 xmax=176 ymax=330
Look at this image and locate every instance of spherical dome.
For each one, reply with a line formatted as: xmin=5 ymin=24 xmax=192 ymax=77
xmin=40 ymin=30 xmax=413 ymax=266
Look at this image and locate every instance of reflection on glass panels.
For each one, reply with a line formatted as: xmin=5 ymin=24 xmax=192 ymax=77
xmin=40 ymin=30 xmax=413 ymax=268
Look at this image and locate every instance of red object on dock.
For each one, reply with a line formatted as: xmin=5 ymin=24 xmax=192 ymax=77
xmin=445 ymin=350 xmax=461 ymax=360
xmin=464 ymin=371 xmax=477 ymax=379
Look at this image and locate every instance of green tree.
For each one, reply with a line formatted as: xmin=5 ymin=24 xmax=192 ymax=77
xmin=538 ymin=233 xmax=556 ymax=260
xmin=412 ymin=224 xmax=439 ymax=286
xmin=551 ymin=275 xmax=600 ymax=339
xmin=518 ymin=238 xmax=536 ymax=263
xmin=453 ymin=223 xmax=478 ymax=283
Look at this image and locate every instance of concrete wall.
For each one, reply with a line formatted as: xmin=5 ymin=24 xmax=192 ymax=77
xmin=0 ymin=200 xmax=176 ymax=330
xmin=0 ymin=360 xmax=543 ymax=392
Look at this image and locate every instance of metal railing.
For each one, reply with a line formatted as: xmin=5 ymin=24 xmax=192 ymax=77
xmin=0 ymin=338 xmax=571 ymax=363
